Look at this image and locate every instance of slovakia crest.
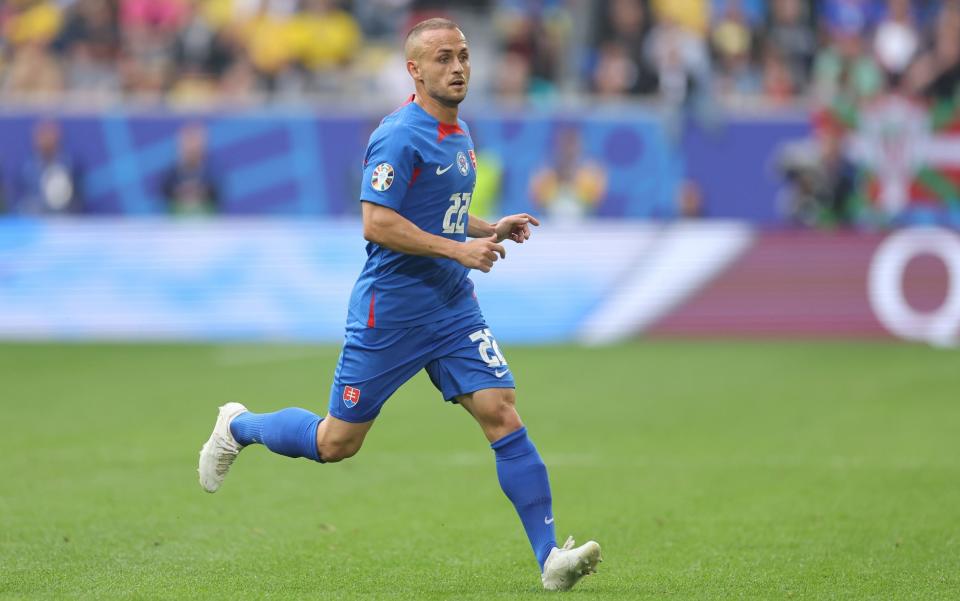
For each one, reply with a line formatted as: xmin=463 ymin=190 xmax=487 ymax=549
xmin=371 ymin=163 xmax=394 ymax=191
xmin=342 ymin=386 xmax=361 ymax=408
xmin=457 ymin=151 xmax=469 ymax=176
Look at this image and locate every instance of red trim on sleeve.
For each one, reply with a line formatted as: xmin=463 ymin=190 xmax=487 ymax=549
xmin=367 ymin=291 xmax=376 ymax=328
xmin=409 ymin=167 xmax=422 ymax=188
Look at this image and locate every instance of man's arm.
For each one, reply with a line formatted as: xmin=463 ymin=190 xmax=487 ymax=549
xmin=466 ymin=214 xmax=496 ymax=238
xmin=362 ymin=201 xmax=505 ymax=272
xmin=468 ymin=213 xmax=541 ymax=243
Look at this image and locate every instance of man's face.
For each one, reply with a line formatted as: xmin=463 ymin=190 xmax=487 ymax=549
xmin=410 ymin=28 xmax=470 ymax=107
xmin=34 ymin=122 xmax=60 ymax=158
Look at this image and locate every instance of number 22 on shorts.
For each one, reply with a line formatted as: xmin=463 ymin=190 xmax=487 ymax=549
xmin=469 ymin=328 xmax=507 ymax=370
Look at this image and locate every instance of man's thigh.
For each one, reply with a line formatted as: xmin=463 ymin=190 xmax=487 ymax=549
xmin=328 ymin=324 xmax=434 ymax=423
xmin=425 ymin=316 xmax=517 ymax=404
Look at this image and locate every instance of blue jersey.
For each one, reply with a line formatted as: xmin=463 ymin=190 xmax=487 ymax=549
xmin=348 ymin=96 xmax=479 ymax=329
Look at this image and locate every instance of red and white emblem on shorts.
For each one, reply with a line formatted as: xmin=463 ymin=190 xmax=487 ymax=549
xmin=342 ymin=386 xmax=361 ymax=408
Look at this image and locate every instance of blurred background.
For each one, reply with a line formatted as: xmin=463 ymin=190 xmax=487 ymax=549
xmin=0 ymin=0 xmax=958 ymax=346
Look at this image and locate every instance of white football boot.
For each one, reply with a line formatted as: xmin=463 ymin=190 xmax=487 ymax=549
xmin=198 ymin=402 xmax=248 ymax=493
xmin=541 ymin=536 xmax=602 ymax=591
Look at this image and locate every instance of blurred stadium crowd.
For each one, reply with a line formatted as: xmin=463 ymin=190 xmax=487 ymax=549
xmin=0 ymin=0 xmax=957 ymax=107
xmin=1 ymin=0 xmax=959 ymax=228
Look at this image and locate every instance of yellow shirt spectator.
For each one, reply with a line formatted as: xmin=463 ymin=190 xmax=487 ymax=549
xmin=651 ymin=0 xmax=707 ymax=35
xmin=246 ymin=14 xmax=297 ymax=74
xmin=289 ymin=8 xmax=361 ymax=70
xmin=4 ymin=1 xmax=62 ymax=46
xmin=201 ymin=0 xmax=234 ymax=29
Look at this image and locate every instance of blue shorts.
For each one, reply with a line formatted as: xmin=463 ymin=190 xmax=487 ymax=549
xmin=328 ymin=310 xmax=516 ymax=423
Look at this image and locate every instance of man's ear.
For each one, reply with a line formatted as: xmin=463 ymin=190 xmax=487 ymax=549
xmin=406 ymin=59 xmax=420 ymax=82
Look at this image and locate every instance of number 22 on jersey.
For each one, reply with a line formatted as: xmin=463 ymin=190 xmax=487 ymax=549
xmin=442 ymin=192 xmax=471 ymax=234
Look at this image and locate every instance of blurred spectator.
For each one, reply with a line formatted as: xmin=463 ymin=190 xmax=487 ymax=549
xmin=677 ymin=180 xmax=705 ymax=218
xmin=9 ymin=120 xmax=83 ymax=215
xmin=819 ymin=0 xmax=878 ymax=36
xmin=172 ymin=2 xmax=232 ymax=79
xmin=122 ymin=0 xmax=189 ymax=31
xmin=1 ymin=0 xmax=65 ymax=98
xmin=1 ymin=40 xmax=64 ymax=97
xmin=778 ymin=122 xmax=858 ymax=227
xmin=907 ymin=0 xmax=960 ymax=100
xmin=293 ymin=0 xmax=362 ymax=70
xmin=645 ymin=12 xmax=711 ymax=105
xmin=119 ymin=0 xmax=189 ymax=99
xmin=353 ymin=0 xmax=411 ymax=41
xmin=237 ymin=0 xmax=352 ymax=95
xmin=4 ymin=0 xmax=936 ymax=109
xmin=529 ymin=127 xmax=607 ymax=221
xmin=3 ymin=0 xmax=63 ymax=46
xmin=812 ymin=28 xmax=884 ymax=107
xmin=760 ymin=42 xmax=797 ymax=103
xmin=56 ymin=0 xmax=122 ymax=99
xmin=167 ymin=3 xmax=236 ymax=106
xmin=710 ymin=0 xmax=760 ymax=99
xmin=711 ymin=0 xmax=765 ymax=26
xmin=593 ymin=42 xmax=642 ymax=97
xmin=495 ymin=1 xmax=568 ymax=100
xmin=217 ymin=53 xmax=263 ymax=103
xmin=494 ymin=50 xmax=533 ymax=100
xmin=293 ymin=0 xmax=362 ymax=93
xmin=762 ymin=0 xmax=814 ymax=91
xmin=161 ymin=123 xmax=220 ymax=216
xmin=873 ymin=0 xmax=920 ymax=81
xmin=651 ymin=0 xmax=708 ymax=36
xmin=0 ymin=0 xmax=955 ymax=229
xmin=591 ymin=0 xmax=659 ymax=96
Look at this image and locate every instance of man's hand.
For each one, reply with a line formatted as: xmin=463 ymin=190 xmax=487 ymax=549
xmin=494 ymin=213 xmax=540 ymax=243
xmin=455 ymin=234 xmax=506 ymax=273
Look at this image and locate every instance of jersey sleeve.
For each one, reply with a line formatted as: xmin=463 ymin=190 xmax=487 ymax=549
xmin=359 ymin=125 xmax=417 ymax=211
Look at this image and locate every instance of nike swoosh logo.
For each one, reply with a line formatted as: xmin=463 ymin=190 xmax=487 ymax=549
xmin=544 ymin=516 xmax=554 ymax=524
xmin=494 ymin=368 xmax=509 ymax=378
xmin=436 ymin=163 xmax=453 ymax=175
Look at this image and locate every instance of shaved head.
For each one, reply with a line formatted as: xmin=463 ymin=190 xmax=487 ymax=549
xmin=404 ymin=17 xmax=463 ymax=60
xmin=404 ymin=17 xmax=471 ymax=113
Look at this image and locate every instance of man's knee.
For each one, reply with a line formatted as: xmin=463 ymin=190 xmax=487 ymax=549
xmin=488 ymin=390 xmax=521 ymax=428
xmin=462 ymin=388 xmax=524 ymax=442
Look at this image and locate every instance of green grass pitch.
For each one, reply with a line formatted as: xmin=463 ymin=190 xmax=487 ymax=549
xmin=1 ymin=341 xmax=958 ymax=600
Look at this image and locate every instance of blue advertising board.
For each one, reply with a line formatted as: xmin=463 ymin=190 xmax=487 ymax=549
xmin=0 ymin=108 xmax=684 ymax=219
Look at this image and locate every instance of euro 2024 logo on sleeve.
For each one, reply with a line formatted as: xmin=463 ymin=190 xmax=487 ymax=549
xmin=457 ymin=151 xmax=469 ymax=176
xmin=371 ymin=163 xmax=394 ymax=191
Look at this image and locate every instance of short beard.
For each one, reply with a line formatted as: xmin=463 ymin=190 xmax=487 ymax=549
xmin=430 ymin=89 xmax=465 ymax=108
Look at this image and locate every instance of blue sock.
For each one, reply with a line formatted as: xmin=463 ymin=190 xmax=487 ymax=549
xmin=230 ymin=408 xmax=322 ymax=462
xmin=492 ymin=427 xmax=557 ymax=570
